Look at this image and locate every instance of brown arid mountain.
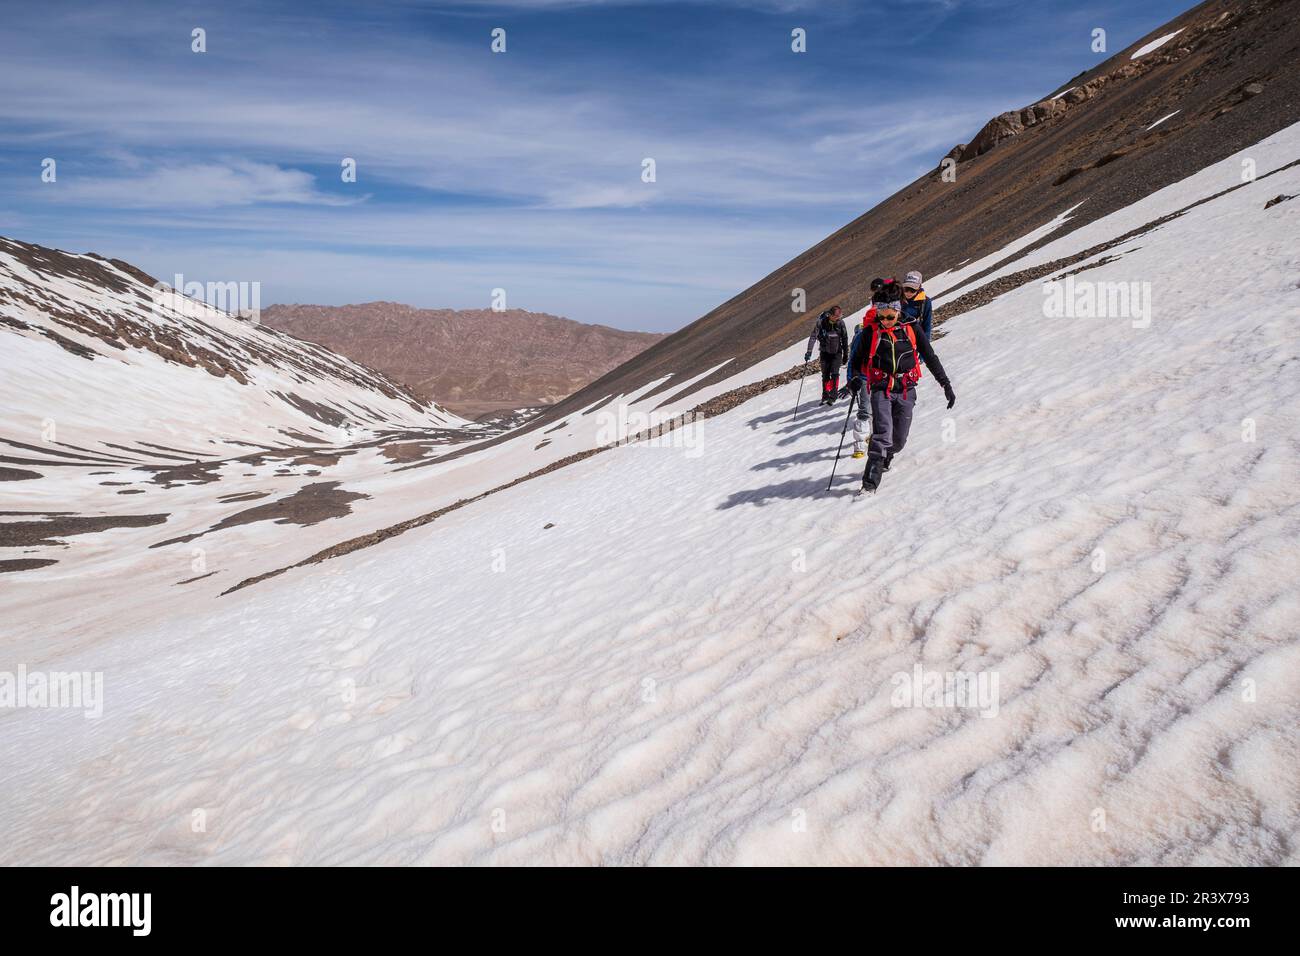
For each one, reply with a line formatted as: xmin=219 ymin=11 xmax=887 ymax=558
xmin=259 ymin=302 xmax=663 ymax=418
xmin=496 ymin=0 xmax=1300 ymax=438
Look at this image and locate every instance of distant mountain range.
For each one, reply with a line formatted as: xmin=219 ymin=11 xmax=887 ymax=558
xmin=259 ymin=302 xmax=664 ymax=418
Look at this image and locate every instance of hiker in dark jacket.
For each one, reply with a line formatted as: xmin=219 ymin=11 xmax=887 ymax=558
xmin=846 ymin=297 xmax=955 ymax=491
xmin=899 ymin=270 xmax=933 ymax=341
xmin=804 ymin=305 xmax=849 ymax=405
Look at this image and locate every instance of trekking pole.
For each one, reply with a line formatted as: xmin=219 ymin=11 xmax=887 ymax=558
xmin=791 ymin=368 xmax=807 ymax=422
xmin=826 ymin=391 xmax=858 ymax=491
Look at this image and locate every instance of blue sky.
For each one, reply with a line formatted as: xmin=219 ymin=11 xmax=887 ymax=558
xmin=0 ymin=0 xmax=1196 ymax=331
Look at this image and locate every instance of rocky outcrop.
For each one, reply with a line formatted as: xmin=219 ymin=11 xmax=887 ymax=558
xmin=959 ymin=98 xmax=1068 ymax=161
xmin=944 ymin=1 xmax=1262 ymax=166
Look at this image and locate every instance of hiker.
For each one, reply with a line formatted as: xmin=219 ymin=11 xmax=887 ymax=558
xmin=839 ymin=279 xmax=898 ymax=399
xmin=846 ymin=296 xmax=956 ymax=491
xmin=899 ymin=270 xmax=933 ymax=341
xmin=804 ymin=305 xmax=849 ymax=405
xmin=861 ymin=277 xmax=890 ymax=326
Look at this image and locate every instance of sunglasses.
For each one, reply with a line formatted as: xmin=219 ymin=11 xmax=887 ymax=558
xmin=878 ymin=311 xmax=900 ymax=321
xmin=903 ymin=286 xmax=919 ymax=293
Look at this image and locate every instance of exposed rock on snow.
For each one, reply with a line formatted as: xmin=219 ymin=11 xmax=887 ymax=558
xmin=0 ymin=512 xmax=168 ymax=549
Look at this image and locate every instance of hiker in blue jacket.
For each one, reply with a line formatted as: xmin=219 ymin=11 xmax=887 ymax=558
xmin=899 ymin=270 xmax=933 ymax=341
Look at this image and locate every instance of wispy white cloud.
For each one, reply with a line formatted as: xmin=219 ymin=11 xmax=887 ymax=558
xmin=48 ymin=160 xmax=364 ymax=209
xmin=0 ymin=4 xmax=993 ymax=214
xmin=0 ymin=0 xmax=1147 ymax=330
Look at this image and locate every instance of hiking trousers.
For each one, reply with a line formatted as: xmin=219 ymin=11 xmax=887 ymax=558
xmin=853 ymin=387 xmax=916 ymax=459
xmin=819 ymin=353 xmax=842 ymax=399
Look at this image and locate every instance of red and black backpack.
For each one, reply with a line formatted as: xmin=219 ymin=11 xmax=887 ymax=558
xmin=859 ymin=321 xmax=923 ymax=397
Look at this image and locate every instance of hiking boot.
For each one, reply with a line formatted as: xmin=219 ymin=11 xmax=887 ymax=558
xmin=863 ymin=457 xmax=884 ymax=492
xmin=851 ymin=450 xmax=865 ymax=459
xmin=883 ymin=453 xmax=894 ymax=471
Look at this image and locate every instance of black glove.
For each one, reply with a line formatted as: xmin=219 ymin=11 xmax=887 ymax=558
xmin=943 ymin=382 xmax=956 ymax=409
xmin=804 ymin=351 xmax=812 ymax=363
xmin=848 ymin=377 xmax=863 ymax=395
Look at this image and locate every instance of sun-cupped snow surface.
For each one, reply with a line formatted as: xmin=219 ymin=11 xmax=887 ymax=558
xmin=1130 ymin=28 xmax=1184 ymax=59
xmin=3 ymin=131 xmax=1300 ymax=865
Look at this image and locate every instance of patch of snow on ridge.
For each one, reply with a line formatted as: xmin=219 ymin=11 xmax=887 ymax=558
xmin=1051 ymin=87 xmax=1076 ymax=100
xmin=922 ymin=201 xmax=1087 ymax=300
xmin=1130 ymin=29 xmax=1183 ymax=60
xmin=1146 ymin=110 xmax=1180 ymax=131
xmin=934 ymin=121 xmax=1300 ymax=304
xmin=3 ymin=125 xmax=1298 ymax=865
xmin=653 ymin=358 xmax=734 ymax=408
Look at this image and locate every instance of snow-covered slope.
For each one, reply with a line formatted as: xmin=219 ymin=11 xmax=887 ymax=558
xmin=0 ymin=237 xmax=461 ymax=455
xmin=0 ymin=238 xmax=485 ymax=648
xmin=3 ymin=124 xmax=1297 ymax=865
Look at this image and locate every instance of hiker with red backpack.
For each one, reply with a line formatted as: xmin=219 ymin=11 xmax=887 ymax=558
xmin=846 ymin=295 xmax=956 ymax=492
xmin=837 ymin=277 xmax=896 ymax=400
xmin=804 ymin=305 xmax=849 ymax=405
xmin=862 ymin=276 xmax=893 ymax=326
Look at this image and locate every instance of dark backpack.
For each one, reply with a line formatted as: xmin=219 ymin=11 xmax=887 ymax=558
xmin=819 ymin=316 xmax=842 ymax=356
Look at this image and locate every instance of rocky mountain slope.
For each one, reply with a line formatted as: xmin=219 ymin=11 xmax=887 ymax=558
xmin=524 ymin=0 xmax=1300 ymax=432
xmin=260 ymin=303 xmax=663 ymax=418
